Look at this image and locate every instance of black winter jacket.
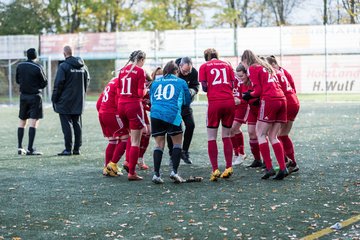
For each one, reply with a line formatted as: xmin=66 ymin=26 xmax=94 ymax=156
xmin=52 ymin=56 xmax=90 ymax=115
xmin=16 ymin=60 xmax=48 ymax=95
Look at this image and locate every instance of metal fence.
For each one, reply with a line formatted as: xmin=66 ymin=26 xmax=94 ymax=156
xmin=1 ymin=24 xmax=360 ymax=104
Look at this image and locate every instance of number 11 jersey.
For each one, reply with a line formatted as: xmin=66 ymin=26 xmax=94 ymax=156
xmin=118 ymin=64 xmax=146 ymax=103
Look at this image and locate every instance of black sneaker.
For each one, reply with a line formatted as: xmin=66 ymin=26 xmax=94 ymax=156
xmin=273 ymin=168 xmax=289 ymax=180
xmin=58 ymin=150 xmax=72 ymax=156
xmin=181 ymin=151 xmax=192 ymax=164
xmin=261 ymin=168 xmax=276 ymax=179
xmin=26 ymin=149 xmax=43 ymax=155
xmin=73 ymin=150 xmax=81 ymax=155
xmin=288 ymin=161 xmax=299 ymax=174
xmin=247 ymin=159 xmax=263 ymax=168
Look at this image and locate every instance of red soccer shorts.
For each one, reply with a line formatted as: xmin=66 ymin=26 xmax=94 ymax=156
xmin=99 ymin=113 xmax=128 ymax=138
xmin=247 ymin=105 xmax=260 ymax=125
xmin=234 ymin=103 xmax=249 ymax=124
xmin=258 ymin=98 xmax=287 ymax=123
xmin=117 ymin=101 xmax=146 ymax=130
xmin=207 ymin=99 xmax=235 ymax=128
xmin=287 ymin=102 xmax=300 ymax=122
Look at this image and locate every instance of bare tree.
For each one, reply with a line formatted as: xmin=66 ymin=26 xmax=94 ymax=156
xmin=267 ymin=0 xmax=302 ymax=25
xmin=342 ymin=0 xmax=359 ymax=23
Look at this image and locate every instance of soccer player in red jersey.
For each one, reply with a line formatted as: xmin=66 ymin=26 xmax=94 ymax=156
xmin=117 ymin=50 xmax=147 ymax=181
xmin=235 ymin=63 xmax=264 ymax=168
xmin=137 ymin=73 xmax=153 ymax=171
xmin=198 ymin=48 xmax=236 ymax=181
xmin=231 ymin=65 xmax=249 ymax=166
xmin=266 ymin=56 xmax=300 ymax=173
xmin=97 ymin=77 xmax=128 ymax=176
xmin=241 ymin=50 xmax=288 ymax=180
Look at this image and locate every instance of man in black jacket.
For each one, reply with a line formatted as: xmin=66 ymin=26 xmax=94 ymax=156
xmin=167 ymin=57 xmax=199 ymax=164
xmin=52 ymin=46 xmax=90 ymax=156
xmin=16 ymin=48 xmax=48 ymax=155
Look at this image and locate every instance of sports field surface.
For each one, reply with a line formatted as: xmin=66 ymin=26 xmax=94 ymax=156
xmin=0 ymin=100 xmax=359 ymax=239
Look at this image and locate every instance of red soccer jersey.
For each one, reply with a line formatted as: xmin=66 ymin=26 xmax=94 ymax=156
xmin=279 ymin=67 xmax=296 ymax=93
xmin=276 ymin=69 xmax=299 ymax=105
xmin=248 ymin=64 xmax=285 ymax=100
xmin=118 ymin=64 xmax=146 ymax=103
xmin=97 ymin=77 xmax=118 ymax=114
xmin=233 ymin=75 xmax=250 ymax=106
xmin=199 ymin=59 xmax=235 ymax=101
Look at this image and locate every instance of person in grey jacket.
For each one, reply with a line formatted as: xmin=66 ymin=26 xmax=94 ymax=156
xmin=52 ymin=46 xmax=90 ymax=156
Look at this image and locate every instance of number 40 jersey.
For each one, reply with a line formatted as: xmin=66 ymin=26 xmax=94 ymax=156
xmin=150 ymin=74 xmax=191 ymax=126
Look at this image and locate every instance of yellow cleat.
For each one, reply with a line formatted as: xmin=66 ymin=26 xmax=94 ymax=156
xmin=210 ymin=169 xmax=221 ymax=181
xmin=106 ymin=162 xmax=120 ymax=177
xmin=220 ymin=167 xmax=233 ymax=179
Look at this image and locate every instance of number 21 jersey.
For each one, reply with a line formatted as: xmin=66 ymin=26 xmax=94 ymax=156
xmin=198 ymin=59 xmax=235 ymax=101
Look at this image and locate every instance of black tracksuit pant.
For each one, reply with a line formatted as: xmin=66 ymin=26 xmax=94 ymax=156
xmin=59 ymin=114 xmax=82 ymax=151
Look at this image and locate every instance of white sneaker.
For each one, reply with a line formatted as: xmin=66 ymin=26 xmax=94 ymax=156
xmin=170 ymin=171 xmax=185 ymax=183
xmin=240 ymin=153 xmax=247 ymax=161
xmin=152 ymin=175 xmax=164 ymax=184
xmin=18 ymin=148 xmax=26 ymax=155
xmin=232 ymin=155 xmax=244 ymax=166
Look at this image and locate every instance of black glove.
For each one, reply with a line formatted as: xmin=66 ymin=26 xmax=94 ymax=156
xmin=242 ymin=91 xmax=253 ymax=101
xmin=252 ymin=98 xmax=260 ymax=106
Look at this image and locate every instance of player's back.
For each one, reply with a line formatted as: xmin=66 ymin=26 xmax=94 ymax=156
xmin=150 ymin=74 xmax=190 ymax=126
xmin=248 ymin=64 xmax=284 ymax=100
xmin=118 ymin=64 xmax=146 ymax=103
xmin=199 ymin=59 xmax=234 ymax=101
xmin=99 ymin=77 xmax=118 ymax=114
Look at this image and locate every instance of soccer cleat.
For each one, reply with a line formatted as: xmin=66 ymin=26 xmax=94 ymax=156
xmin=220 ymin=167 xmax=233 ymax=179
xmin=247 ymin=159 xmax=263 ymax=168
xmin=107 ymin=162 xmax=120 ymax=176
xmin=138 ymin=162 xmax=149 ymax=170
xmin=73 ymin=150 xmax=81 ymax=155
xmin=152 ymin=175 xmax=164 ymax=184
xmin=123 ymin=161 xmax=129 ymax=173
xmin=137 ymin=158 xmax=149 ymax=170
xmin=170 ymin=171 xmax=185 ymax=183
xmin=232 ymin=155 xmax=244 ymax=166
xmin=104 ymin=162 xmax=119 ymax=177
xmin=210 ymin=169 xmax=221 ymax=181
xmin=58 ymin=149 xmax=72 ymax=156
xmin=26 ymin=149 xmax=43 ymax=155
xmin=181 ymin=151 xmax=192 ymax=164
xmin=18 ymin=148 xmax=26 ymax=155
xmin=273 ymin=168 xmax=289 ymax=180
xmin=128 ymin=173 xmax=143 ymax=181
xmin=102 ymin=167 xmax=117 ymax=177
xmin=261 ymin=168 xmax=276 ymax=179
xmin=288 ymin=161 xmax=299 ymax=174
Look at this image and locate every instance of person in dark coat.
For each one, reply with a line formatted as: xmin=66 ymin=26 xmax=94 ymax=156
xmin=16 ymin=48 xmax=48 ymax=155
xmin=52 ymin=46 xmax=90 ymax=156
xmin=167 ymin=57 xmax=199 ymax=164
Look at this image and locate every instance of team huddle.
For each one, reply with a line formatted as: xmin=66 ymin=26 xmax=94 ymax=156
xmin=97 ymin=48 xmax=300 ymax=183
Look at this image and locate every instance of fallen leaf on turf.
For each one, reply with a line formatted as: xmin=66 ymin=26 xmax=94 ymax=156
xmin=270 ymin=205 xmax=281 ymax=210
xmin=149 ymin=235 xmax=164 ymax=239
xmin=219 ymin=226 xmax=228 ymax=231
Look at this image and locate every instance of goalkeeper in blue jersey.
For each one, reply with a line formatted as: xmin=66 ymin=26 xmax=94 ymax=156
xmin=150 ymin=60 xmax=192 ymax=184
